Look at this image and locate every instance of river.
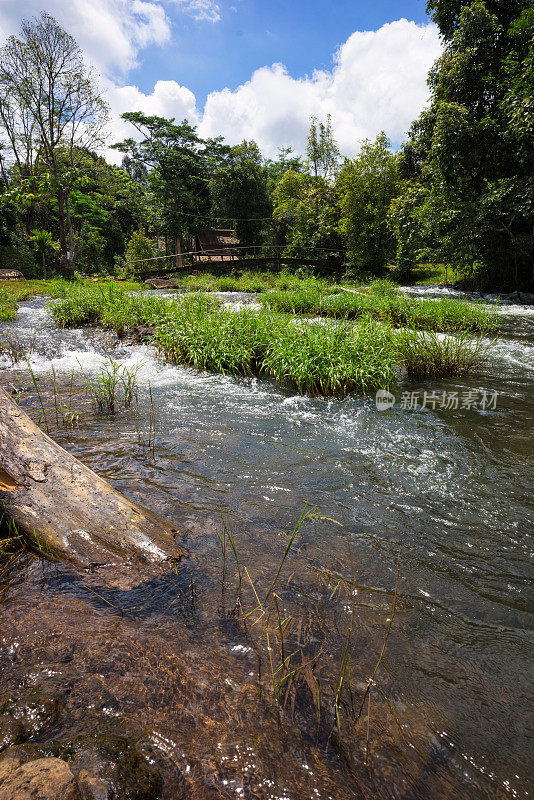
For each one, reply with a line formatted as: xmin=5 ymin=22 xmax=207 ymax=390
xmin=0 ymin=290 xmax=532 ymax=799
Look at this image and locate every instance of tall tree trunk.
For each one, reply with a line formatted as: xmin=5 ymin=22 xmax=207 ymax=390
xmin=56 ymin=188 xmax=76 ymax=277
xmin=65 ymin=190 xmax=76 ymax=276
xmin=175 ymin=236 xmax=182 ymax=269
xmin=56 ymin=189 xmax=69 ymax=277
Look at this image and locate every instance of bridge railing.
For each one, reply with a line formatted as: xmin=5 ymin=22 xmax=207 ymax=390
xmin=127 ymin=244 xmax=346 ymax=277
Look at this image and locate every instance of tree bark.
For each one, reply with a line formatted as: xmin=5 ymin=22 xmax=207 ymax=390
xmin=65 ymin=190 xmax=76 ymax=275
xmin=0 ymin=388 xmax=184 ymax=574
xmin=56 ymin=189 xmax=69 ymax=277
xmin=175 ymin=236 xmax=183 ymax=269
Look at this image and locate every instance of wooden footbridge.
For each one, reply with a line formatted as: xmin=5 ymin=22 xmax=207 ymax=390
xmin=129 ymin=245 xmax=346 ymax=279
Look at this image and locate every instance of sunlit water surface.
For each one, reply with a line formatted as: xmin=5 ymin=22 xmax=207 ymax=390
xmin=0 ymin=291 xmax=532 ymax=799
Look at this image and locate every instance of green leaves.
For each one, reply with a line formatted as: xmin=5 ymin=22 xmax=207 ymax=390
xmin=113 ymin=113 xmax=208 ymax=237
xmin=396 ymin=1 xmax=533 ymax=289
xmin=336 ymin=133 xmax=399 ymax=272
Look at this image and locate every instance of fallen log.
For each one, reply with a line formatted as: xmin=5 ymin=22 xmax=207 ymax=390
xmin=0 ymin=387 xmax=184 ymax=573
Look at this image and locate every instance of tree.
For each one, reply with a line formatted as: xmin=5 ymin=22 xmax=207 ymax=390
xmin=0 ymin=13 xmax=109 ymax=275
xmin=426 ymin=0 xmax=525 ymax=39
xmin=306 ymin=115 xmax=340 ymax=229
xmin=209 ymin=140 xmax=271 ymax=246
xmin=273 ymin=169 xmax=342 ymax=262
xmin=122 ymin=230 xmax=156 ymax=277
xmin=264 ymin=147 xmax=304 ymax=195
xmin=337 ymin=133 xmax=399 ymax=273
xmin=396 ymin=1 xmax=534 ymax=289
xmin=306 ymin=115 xmax=340 ymax=184
xmin=29 ymin=229 xmax=57 ymax=279
xmin=113 ymin=113 xmax=208 ymax=266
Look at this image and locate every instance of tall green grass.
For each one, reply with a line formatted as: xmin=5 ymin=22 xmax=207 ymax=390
xmin=261 ymin=284 xmax=497 ymax=334
xmin=48 ymin=282 xmax=171 ymax=331
xmin=47 ymin=284 xmax=491 ymax=397
xmin=81 ymin=359 xmax=139 ymax=412
xmin=0 ymin=287 xmax=18 ymax=321
xmin=152 ymin=299 xmax=399 ymax=395
xmin=396 ymin=329 xmax=489 ymax=379
xmin=173 ymin=270 xmax=339 ymax=295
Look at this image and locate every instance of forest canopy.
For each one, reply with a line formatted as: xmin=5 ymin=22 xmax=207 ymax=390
xmin=0 ymin=3 xmax=532 ymax=290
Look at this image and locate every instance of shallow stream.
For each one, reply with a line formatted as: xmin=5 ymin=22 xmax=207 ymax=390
xmin=0 ymin=290 xmax=532 ymax=799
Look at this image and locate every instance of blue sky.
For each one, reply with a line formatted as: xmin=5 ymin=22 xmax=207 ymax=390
xmin=133 ymin=0 xmax=432 ymax=105
xmin=0 ymin=1 xmax=442 ymax=158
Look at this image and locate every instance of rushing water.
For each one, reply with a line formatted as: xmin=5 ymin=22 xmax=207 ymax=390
xmin=0 ymin=291 xmax=532 ymax=799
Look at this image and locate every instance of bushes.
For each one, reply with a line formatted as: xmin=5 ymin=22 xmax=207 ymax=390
xmin=76 ymin=223 xmax=107 ymax=274
xmin=120 ymin=231 xmax=157 ymax=277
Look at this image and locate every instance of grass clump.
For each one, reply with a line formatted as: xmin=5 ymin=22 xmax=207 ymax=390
xmin=48 ymin=282 xmax=108 ymax=326
xmin=48 ymin=282 xmax=171 ymax=332
xmin=0 ymin=287 xmax=18 ymax=321
xmin=262 ymin=285 xmax=497 ymax=334
xmin=172 ymin=270 xmax=339 ymax=295
xmin=263 ymin=317 xmax=397 ymax=395
xmin=153 ymin=295 xmax=275 ymax=376
xmin=396 ymin=330 xmax=489 ymax=379
xmin=82 ymin=359 xmax=139 ymax=412
xmin=0 ymin=331 xmax=37 ymax=364
xmin=367 ymin=278 xmax=399 ymax=297
xmin=152 ymin=297 xmax=397 ymax=395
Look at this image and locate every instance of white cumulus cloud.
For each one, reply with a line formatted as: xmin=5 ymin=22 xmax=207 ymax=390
xmin=171 ymin=0 xmax=221 ymax=23
xmin=105 ymin=17 xmax=442 ymax=162
xmin=0 ymin=6 xmax=442 ymax=161
xmin=0 ymin=0 xmax=171 ymax=75
xmin=198 ymin=19 xmax=442 ymax=156
xmin=0 ymin=0 xmax=220 ymax=76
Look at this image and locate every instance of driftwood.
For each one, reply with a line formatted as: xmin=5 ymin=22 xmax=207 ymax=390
xmin=0 ymin=387 xmax=184 ymax=572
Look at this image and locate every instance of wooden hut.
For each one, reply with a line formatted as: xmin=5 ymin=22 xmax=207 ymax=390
xmin=192 ymin=229 xmax=240 ymax=262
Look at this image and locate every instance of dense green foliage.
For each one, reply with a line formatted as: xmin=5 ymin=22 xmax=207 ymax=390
xmin=209 ymin=141 xmax=271 ymax=246
xmin=47 ymin=282 xmax=492 ymax=396
xmin=0 ymin=6 xmax=531 ymax=290
xmin=395 ymin=0 xmax=534 ymax=288
xmin=337 ymin=134 xmax=400 ymax=272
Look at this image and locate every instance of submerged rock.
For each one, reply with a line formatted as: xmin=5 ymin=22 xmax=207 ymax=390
xmin=61 ymin=733 xmax=161 ymax=800
xmin=0 ymin=694 xmax=61 ymax=744
xmin=0 ymin=754 xmax=80 ymax=800
xmin=0 ymin=719 xmax=24 ymax=753
xmin=0 ymin=735 xmax=162 ymax=800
